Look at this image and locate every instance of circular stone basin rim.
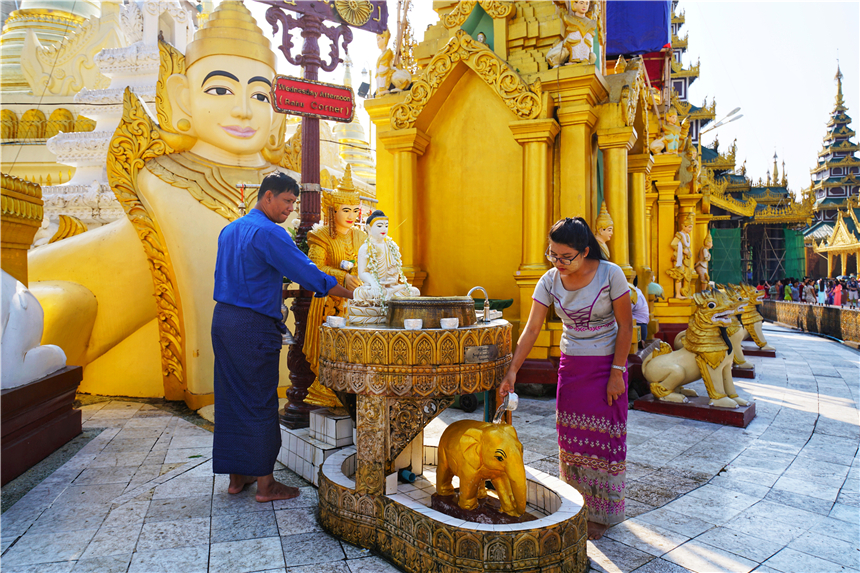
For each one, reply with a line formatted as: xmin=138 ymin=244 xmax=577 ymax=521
xmin=322 ymin=445 xmax=585 ymax=531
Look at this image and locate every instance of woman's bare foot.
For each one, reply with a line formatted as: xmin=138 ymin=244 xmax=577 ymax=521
xmin=587 ymin=520 xmax=608 ymax=540
xmin=228 ymin=474 xmax=257 ymax=494
xmin=255 ymin=474 xmax=300 ymax=502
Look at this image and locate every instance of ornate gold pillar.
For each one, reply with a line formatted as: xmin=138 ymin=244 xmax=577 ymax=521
xmin=553 ymin=67 xmax=608 ymax=224
xmin=379 ymin=128 xmax=430 ymax=289
xmin=628 ymin=153 xmax=653 ymax=286
xmin=827 ymin=251 xmax=833 ymax=278
xmin=0 ymin=173 xmax=43 ymax=286
xmin=841 ymin=252 xmax=848 ymax=277
xmin=645 ymin=190 xmax=658 ymax=274
xmin=650 ymin=155 xmax=683 ymax=297
xmin=509 ymin=118 xmax=560 ymax=358
xmin=597 ymin=127 xmax=636 ymax=279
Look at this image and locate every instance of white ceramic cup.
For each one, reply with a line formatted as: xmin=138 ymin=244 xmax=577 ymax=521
xmin=440 ymin=318 xmax=459 ymax=329
xmin=403 ymin=319 xmax=423 ymax=330
xmin=327 ymin=316 xmax=346 ymax=328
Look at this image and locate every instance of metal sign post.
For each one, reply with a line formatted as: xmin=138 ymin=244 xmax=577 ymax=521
xmin=256 ymin=0 xmax=387 ymax=429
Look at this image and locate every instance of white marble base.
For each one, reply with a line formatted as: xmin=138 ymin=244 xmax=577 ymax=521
xmin=278 ymin=426 xmax=344 ymax=486
xmin=309 ymin=408 xmax=354 ymax=448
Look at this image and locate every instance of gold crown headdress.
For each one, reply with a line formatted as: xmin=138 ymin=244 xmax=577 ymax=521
xmin=595 ymin=201 xmax=613 ymax=231
xmin=322 ymin=165 xmax=362 ymax=237
xmin=185 ymin=1 xmax=276 ymax=70
xmin=681 ymin=212 xmax=695 ymax=227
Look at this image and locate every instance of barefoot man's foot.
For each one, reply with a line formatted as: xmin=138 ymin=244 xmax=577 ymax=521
xmin=255 ymin=474 xmax=300 ymax=502
xmin=587 ymin=520 xmax=608 ymax=540
xmin=228 ymin=474 xmax=257 ymax=494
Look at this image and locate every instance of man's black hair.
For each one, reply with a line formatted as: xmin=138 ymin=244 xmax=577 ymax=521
xmin=548 ymin=217 xmax=603 ymax=261
xmin=257 ymin=172 xmax=300 ymax=202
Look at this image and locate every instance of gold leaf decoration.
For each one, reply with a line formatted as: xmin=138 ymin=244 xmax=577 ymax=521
xmin=390 ymin=30 xmax=541 ymax=130
xmin=156 ymin=40 xmax=185 ymax=133
xmin=442 ymin=0 xmax=513 ymax=29
xmin=107 ymin=87 xmax=185 ymax=398
xmin=335 ymin=0 xmax=374 ymax=27
xmin=441 ymin=0 xmax=477 ymax=28
xmin=48 ymin=215 xmax=87 ymax=243
xmin=280 ymin=128 xmax=302 ymax=172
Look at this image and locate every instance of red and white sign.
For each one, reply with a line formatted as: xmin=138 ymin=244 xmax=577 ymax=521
xmin=271 ymin=75 xmax=355 ymax=123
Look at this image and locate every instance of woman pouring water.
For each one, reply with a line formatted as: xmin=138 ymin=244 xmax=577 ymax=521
xmin=498 ymin=217 xmax=632 ymax=540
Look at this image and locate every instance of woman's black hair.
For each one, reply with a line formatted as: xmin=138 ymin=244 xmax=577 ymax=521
xmin=548 ymin=217 xmax=603 ymax=261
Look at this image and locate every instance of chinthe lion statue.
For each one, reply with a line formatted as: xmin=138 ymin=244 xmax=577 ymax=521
xmin=675 ymin=284 xmax=753 ymax=370
xmin=642 ymin=289 xmax=747 ymax=409
xmin=737 ymin=283 xmax=773 ymax=351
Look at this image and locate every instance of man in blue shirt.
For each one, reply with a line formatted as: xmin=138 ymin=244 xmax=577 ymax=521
xmin=212 ymin=172 xmax=353 ymax=502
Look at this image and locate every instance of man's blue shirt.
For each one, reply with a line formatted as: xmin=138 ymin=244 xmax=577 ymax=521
xmin=214 ymin=208 xmax=337 ymax=320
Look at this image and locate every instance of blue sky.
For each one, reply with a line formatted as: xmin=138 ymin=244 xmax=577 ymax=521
xmin=249 ymin=1 xmax=860 ymax=197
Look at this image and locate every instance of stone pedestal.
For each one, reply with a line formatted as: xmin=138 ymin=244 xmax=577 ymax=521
xmin=732 ymin=365 xmax=755 ymax=379
xmin=1 ymin=366 xmax=82 ymax=485
xmin=633 ymin=394 xmax=756 ymax=428
xmin=741 ymin=344 xmax=776 ymax=358
xmin=430 ymin=493 xmax=538 ymax=525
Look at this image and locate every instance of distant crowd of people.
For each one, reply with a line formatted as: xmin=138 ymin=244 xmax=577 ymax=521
xmin=758 ymin=275 xmax=859 ymax=309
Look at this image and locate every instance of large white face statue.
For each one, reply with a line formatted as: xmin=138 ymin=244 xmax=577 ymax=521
xmin=368 ymin=217 xmax=389 ymax=241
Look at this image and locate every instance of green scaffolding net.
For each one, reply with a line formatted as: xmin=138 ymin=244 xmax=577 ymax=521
xmin=783 ymin=228 xmax=806 ymax=278
xmin=711 ymin=228 xmax=742 ymax=285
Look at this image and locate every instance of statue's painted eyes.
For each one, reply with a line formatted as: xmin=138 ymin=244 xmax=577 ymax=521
xmin=205 ymin=86 xmax=232 ymax=96
xmin=707 ymin=302 xmax=716 ymax=309
xmin=495 ymin=455 xmax=504 ymax=462
xmin=252 ymin=93 xmax=270 ymax=103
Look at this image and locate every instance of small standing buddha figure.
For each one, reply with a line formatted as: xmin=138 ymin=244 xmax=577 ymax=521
xmin=594 ymin=201 xmax=613 ymax=260
xmin=649 ymin=106 xmax=682 ymax=155
xmin=303 ymin=166 xmax=366 ymax=408
xmin=375 ymin=29 xmax=395 ymax=96
xmin=547 ymin=0 xmax=597 ymax=68
xmin=695 ymin=231 xmax=713 ymax=292
xmin=349 ymin=210 xmax=419 ymax=325
xmin=667 ymin=213 xmax=695 ymax=299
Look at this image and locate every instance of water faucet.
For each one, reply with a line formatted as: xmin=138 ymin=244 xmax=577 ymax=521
xmin=467 ymin=286 xmax=491 ymax=323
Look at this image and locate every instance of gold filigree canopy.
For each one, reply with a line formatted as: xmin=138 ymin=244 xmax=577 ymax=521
xmin=185 ymin=0 xmax=276 ymax=70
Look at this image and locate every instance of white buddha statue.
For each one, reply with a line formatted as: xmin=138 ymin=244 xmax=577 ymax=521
xmin=349 ymin=210 xmax=419 ymax=324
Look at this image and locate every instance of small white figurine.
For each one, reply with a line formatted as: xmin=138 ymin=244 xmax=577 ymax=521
xmin=349 ymin=210 xmax=419 ymax=324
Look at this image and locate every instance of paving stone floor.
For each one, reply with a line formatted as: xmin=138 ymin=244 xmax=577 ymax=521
xmin=1 ymin=324 xmax=858 ymax=573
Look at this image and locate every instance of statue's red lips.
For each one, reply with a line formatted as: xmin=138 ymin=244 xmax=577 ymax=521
xmin=221 ymin=126 xmax=257 ymax=138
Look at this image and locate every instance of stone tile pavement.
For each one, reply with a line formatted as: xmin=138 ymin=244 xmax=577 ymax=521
xmin=1 ymin=323 xmax=858 ymax=572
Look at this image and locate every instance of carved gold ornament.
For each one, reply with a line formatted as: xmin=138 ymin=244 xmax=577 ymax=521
xmin=48 ymin=215 xmax=87 ymax=244
xmin=442 ymin=0 xmax=514 ymax=29
xmin=107 ymin=88 xmax=185 ymax=397
xmin=335 ymin=0 xmax=374 ymax=26
xmin=391 ymin=31 xmax=541 ymax=130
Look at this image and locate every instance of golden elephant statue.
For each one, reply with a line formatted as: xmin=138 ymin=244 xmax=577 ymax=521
xmin=437 ymin=420 xmax=527 ymax=517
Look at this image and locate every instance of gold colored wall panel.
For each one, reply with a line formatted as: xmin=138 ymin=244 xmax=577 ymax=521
xmin=418 ymin=72 xmax=524 ymax=326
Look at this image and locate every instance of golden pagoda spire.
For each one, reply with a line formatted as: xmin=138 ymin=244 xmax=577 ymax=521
xmin=773 ymin=152 xmax=779 ymax=184
xmin=835 ymin=63 xmax=844 ymax=108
